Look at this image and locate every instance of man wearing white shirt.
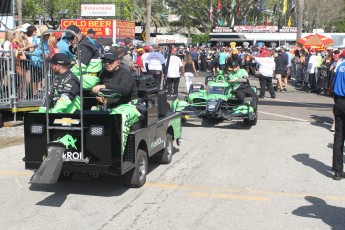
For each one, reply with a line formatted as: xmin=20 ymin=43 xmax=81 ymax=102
xmin=166 ymin=48 xmax=183 ymax=95
xmin=141 ymin=46 xmax=151 ymax=74
xmin=250 ymin=51 xmax=276 ymax=99
xmin=145 ymin=44 xmax=166 ymax=89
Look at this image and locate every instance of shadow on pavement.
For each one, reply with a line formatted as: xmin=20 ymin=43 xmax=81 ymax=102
xmin=310 ymin=115 xmax=333 ymax=130
xmin=292 ymin=196 xmax=345 ymax=230
xmin=292 ymin=153 xmax=333 ymax=178
xmin=182 ymin=120 xmax=252 ymax=130
xmin=30 ymin=175 xmax=129 ymax=207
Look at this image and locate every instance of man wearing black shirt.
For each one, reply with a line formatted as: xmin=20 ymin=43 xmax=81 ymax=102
xmin=92 ymin=49 xmax=139 ymax=152
xmin=274 ymin=49 xmax=288 ymax=93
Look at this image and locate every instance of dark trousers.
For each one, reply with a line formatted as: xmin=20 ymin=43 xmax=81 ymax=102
xmin=200 ymin=60 xmax=206 ymax=71
xmin=237 ymin=87 xmax=258 ymax=103
xmin=333 ymin=97 xmax=345 ymax=172
xmin=149 ymin=70 xmax=162 ymax=89
xmin=167 ymin=77 xmax=180 ymax=94
xmin=259 ymin=75 xmax=275 ymax=98
xmin=193 ymin=60 xmax=199 ymax=71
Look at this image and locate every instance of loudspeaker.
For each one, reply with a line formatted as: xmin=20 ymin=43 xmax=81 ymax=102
xmin=0 ymin=0 xmax=12 ymax=16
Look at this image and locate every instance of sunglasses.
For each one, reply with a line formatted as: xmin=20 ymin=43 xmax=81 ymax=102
xmin=104 ymin=59 xmax=119 ymax=64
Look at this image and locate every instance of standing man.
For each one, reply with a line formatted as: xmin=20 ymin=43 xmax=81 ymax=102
xmin=332 ymin=59 xmax=345 ymax=180
xmin=145 ymin=44 xmax=166 ymax=89
xmin=39 ymin=53 xmax=80 ymax=113
xmin=141 ymin=45 xmax=151 ymax=74
xmin=274 ymin=49 xmax=288 ymax=93
xmin=87 ymin=28 xmax=104 ymax=55
xmin=92 ymin=50 xmax=139 ymax=152
xmin=191 ymin=47 xmax=199 ymax=72
xmin=65 ymin=25 xmax=102 ymax=90
xmin=166 ymin=48 xmax=183 ymax=95
xmin=249 ymin=51 xmax=276 ymax=99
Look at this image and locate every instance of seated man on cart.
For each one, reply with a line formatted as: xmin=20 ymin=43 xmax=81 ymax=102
xmin=38 ymin=53 xmax=81 ymax=113
xmin=92 ymin=49 xmax=140 ymax=152
xmin=227 ymin=61 xmax=257 ymax=103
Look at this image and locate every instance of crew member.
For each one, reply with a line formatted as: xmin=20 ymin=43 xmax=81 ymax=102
xmin=92 ymin=49 xmax=139 ymax=152
xmin=227 ymin=61 xmax=257 ymax=103
xmin=331 ymin=59 xmax=345 ymax=180
xmin=38 ymin=53 xmax=80 ymax=113
xmin=145 ymin=44 xmax=166 ymax=89
xmin=65 ymin=25 xmax=102 ymax=89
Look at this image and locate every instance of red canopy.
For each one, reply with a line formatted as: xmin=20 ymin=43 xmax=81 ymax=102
xmin=296 ymin=34 xmax=334 ymax=50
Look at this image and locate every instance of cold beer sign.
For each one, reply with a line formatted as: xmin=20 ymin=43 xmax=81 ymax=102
xmin=61 ymin=19 xmax=114 ymax=37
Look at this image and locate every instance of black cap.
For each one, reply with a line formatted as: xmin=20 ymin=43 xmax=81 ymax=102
xmin=101 ymin=50 xmax=120 ymax=61
xmin=230 ymin=61 xmax=240 ymax=68
xmin=65 ymin=25 xmax=81 ymax=38
xmin=87 ymin=28 xmax=96 ymax=34
xmin=50 ymin=53 xmax=71 ymax=65
xmin=277 ymin=49 xmax=282 ymax=54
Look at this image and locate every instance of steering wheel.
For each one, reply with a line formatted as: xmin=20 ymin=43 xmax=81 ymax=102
xmin=97 ymin=88 xmax=121 ymax=98
xmin=215 ymin=75 xmax=226 ymax=83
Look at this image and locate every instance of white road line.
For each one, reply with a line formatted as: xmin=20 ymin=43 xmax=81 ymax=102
xmin=259 ymin=111 xmax=309 ymax=122
xmin=271 ymin=98 xmax=331 ymax=109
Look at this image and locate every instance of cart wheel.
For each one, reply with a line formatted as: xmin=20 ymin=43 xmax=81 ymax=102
xmin=156 ymin=133 xmax=174 ymax=164
xmin=123 ymin=149 xmax=148 ymax=188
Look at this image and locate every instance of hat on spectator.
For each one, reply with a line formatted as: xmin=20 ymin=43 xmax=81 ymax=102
xmin=87 ymin=28 xmax=96 ymax=34
xmin=144 ymin=45 xmax=151 ymax=52
xmin=310 ymin=48 xmax=316 ymax=54
xmin=342 ymin=50 xmax=345 ymax=57
xmin=101 ymin=50 xmax=120 ymax=61
xmin=104 ymin=46 xmax=110 ymax=51
xmin=52 ymin=32 xmax=62 ymax=40
xmin=65 ymin=25 xmax=81 ymax=38
xmin=277 ymin=49 xmax=282 ymax=54
xmin=50 ymin=53 xmax=71 ymax=65
xmin=232 ymin=49 xmax=238 ymax=54
xmin=38 ymin=25 xmax=50 ymax=36
xmin=137 ymin=48 xmax=144 ymax=52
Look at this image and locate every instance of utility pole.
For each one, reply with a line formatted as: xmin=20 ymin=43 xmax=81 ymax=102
xmin=297 ymin=0 xmax=304 ymax=39
xmin=145 ymin=0 xmax=152 ymax=44
xmin=17 ymin=0 xmax=22 ymax=25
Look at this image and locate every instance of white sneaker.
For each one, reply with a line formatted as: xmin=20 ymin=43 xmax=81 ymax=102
xmin=330 ymin=124 xmax=335 ymax=132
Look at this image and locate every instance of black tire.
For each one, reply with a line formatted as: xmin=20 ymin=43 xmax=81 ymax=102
xmin=156 ymin=134 xmax=174 ymax=164
xmin=123 ymin=149 xmax=148 ymax=188
xmin=243 ymin=97 xmax=258 ymax=126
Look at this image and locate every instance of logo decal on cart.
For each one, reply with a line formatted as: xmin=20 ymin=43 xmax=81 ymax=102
xmin=151 ymin=137 xmax=163 ymax=149
xmin=58 ymin=134 xmax=78 ymax=150
xmin=54 ymin=118 xmax=80 ymax=126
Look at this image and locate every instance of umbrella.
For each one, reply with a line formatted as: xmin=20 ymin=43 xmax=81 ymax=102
xmin=296 ymin=34 xmax=334 ymax=50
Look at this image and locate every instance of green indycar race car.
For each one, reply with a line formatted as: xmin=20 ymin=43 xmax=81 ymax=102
xmin=172 ymin=73 xmax=258 ymax=126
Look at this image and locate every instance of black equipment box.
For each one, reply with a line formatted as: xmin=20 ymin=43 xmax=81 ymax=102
xmin=135 ymin=75 xmax=156 ymax=91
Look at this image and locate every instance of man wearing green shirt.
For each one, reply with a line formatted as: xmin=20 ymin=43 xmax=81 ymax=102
xmin=228 ymin=61 xmax=257 ymax=103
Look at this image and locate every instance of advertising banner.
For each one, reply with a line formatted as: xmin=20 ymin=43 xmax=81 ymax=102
xmin=115 ymin=20 xmax=135 ymax=38
xmin=61 ymin=19 xmax=114 ymax=37
xmin=81 ymin=4 xmax=115 ymax=17
xmin=233 ymin=25 xmax=278 ymax=33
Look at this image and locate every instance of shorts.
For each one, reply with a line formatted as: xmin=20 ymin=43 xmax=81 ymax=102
xmin=276 ymin=73 xmax=286 ymax=79
xmin=212 ymin=62 xmax=219 ymax=69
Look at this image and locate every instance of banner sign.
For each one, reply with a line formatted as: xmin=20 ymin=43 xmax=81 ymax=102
xmin=61 ymin=20 xmax=114 ymax=37
xmin=279 ymin=26 xmax=298 ymax=33
xmin=233 ymin=25 xmax=278 ymax=33
xmin=153 ymin=35 xmax=187 ymax=44
xmin=81 ymin=4 xmax=115 ymax=17
xmin=115 ymin=20 xmax=135 ymax=38
xmin=212 ymin=26 xmax=233 ymax=33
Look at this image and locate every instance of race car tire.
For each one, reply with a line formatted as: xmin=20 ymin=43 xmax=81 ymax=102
xmin=243 ymin=97 xmax=258 ymax=126
xmin=155 ymin=133 xmax=173 ymax=164
xmin=123 ymin=149 xmax=148 ymax=188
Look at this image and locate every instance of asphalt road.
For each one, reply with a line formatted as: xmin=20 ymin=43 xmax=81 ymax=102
xmin=1 ymin=72 xmax=343 ymax=229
